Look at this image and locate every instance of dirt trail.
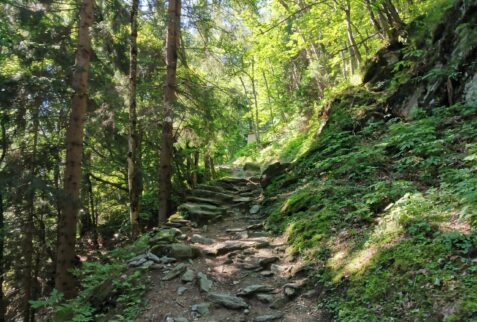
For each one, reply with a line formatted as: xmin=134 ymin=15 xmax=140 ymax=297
xmin=135 ymin=176 xmax=321 ymax=322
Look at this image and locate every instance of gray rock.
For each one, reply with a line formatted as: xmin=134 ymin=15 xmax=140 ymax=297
xmin=157 ymin=256 xmax=177 ymax=264
xmin=191 ymin=303 xmax=211 ymax=316
xmin=270 ymin=296 xmax=287 ymax=309
xmin=255 ymin=313 xmax=284 ymax=321
xmin=258 ymin=257 xmax=279 ymax=268
xmin=256 ymin=293 xmax=274 ymax=303
xmin=151 ymin=228 xmax=181 ymax=244
xmin=191 ymin=234 xmax=215 ymax=245
xmin=177 ymin=287 xmax=188 ymax=295
xmin=237 ymin=285 xmax=274 ymax=297
xmin=181 ymin=269 xmax=195 ymax=283
xmin=214 ymin=240 xmax=269 ymax=255
xmin=283 ymin=283 xmax=303 ymax=298
xmin=208 ymin=292 xmax=249 ymax=309
xmin=260 ymin=271 xmax=274 ymax=277
xmin=243 ymin=162 xmax=261 ymax=172
xmin=141 ymin=260 xmax=155 ymax=269
xmin=151 ymin=243 xmax=201 ymax=260
xmin=197 ymin=272 xmax=213 ymax=293
xmin=162 ymin=263 xmax=187 ymax=281
xmin=173 ymin=318 xmax=189 ymax=322
xmin=128 ymin=256 xmax=147 ymax=267
xmin=249 ymin=204 xmax=261 ymax=214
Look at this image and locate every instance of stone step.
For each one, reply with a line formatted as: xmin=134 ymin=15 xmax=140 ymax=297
xmin=178 ymin=203 xmax=226 ymax=224
xmin=191 ymin=189 xmax=235 ymax=202
xmin=185 ymin=195 xmax=224 ymax=206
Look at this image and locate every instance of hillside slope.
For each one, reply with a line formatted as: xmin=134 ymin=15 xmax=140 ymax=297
xmin=260 ymin=0 xmax=477 ymax=320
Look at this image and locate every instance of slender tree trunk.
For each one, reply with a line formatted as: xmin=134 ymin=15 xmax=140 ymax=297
xmin=364 ymin=0 xmax=384 ymax=39
xmin=250 ymin=60 xmax=261 ymax=144
xmin=192 ymin=150 xmax=199 ymax=186
xmin=0 ymin=192 xmax=4 ymax=322
xmin=128 ymin=0 xmax=141 ymax=238
xmin=55 ymin=0 xmax=95 ymax=299
xmin=261 ymin=70 xmax=275 ymax=125
xmin=159 ymin=0 xmax=181 ymax=224
xmin=239 ymin=76 xmax=260 ymax=144
xmin=344 ymin=4 xmax=361 ymax=72
xmin=204 ymin=151 xmax=211 ymax=182
xmin=23 ymin=99 xmax=40 ymax=322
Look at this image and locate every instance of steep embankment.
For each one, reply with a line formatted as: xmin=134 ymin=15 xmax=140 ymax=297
xmin=260 ymin=0 xmax=477 ymax=321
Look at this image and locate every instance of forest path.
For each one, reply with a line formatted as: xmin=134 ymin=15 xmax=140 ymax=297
xmin=135 ymin=176 xmax=321 ymax=322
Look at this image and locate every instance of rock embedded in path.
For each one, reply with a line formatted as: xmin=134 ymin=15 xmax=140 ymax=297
xmin=197 ymin=272 xmax=213 ymax=293
xmin=237 ymin=284 xmax=274 ymax=297
xmin=208 ymin=292 xmax=249 ymax=310
xmin=249 ymin=204 xmax=261 ymax=214
xmin=191 ymin=303 xmax=211 ymax=316
xmin=258 ymin=257 xmax=279 ymax=268
xmin=256 ymin=293 xmax=274 ymax=303
xmin=191 ymin=234 xmax=215 ymax=245
xmin=283 ymin=282 xmax=305 ymax=298
xmin=214 ymin=240 xmax=270 ymax=256
xmin=162 ymin=263 xmax=187 ymax=281
xmin=254 ymin=313 xmax=284 ymax=321
xmin=181 ymin=269 xmax=195 ymax=283
xmin=177 ymin=286 xmax=188 ymax=295
xmin=260 ymin=271 xmax=274 ymax=277
xmin=151 ymin=243 xmax=201 ymax=260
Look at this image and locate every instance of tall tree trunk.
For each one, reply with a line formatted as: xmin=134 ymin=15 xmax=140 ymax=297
xmin=261 ymin=70 xmax=275 ymax=125
xmin=250 ymin=60 xmax=261 ymax=144
xmin=128 ymin=0 xmax=141 ymax=238
xmin=192 ymin=150 xmax=199 ymax=187
xmin=23 ymin=99 xmax=40 ymax=322
xmin=0 ymin=192 xmax=4 ymax=322
xmin=55 ymin=0 xmax=95 ymax=299
xmin=159 ymin=0 xmax=181 ymax=224
xmin=364 ymin=0 xmax=384 ymax=39
xmin=239 ymin=76 xmax=260 ymax=144
xmin=344 ymin=4 xmax=361 ymax=72
xmin=204 ymin=151 xmax=211 ymax=182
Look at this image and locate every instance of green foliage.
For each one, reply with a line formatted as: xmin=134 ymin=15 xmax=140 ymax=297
xmin=31 ymin=236 xmax=150 ymax=321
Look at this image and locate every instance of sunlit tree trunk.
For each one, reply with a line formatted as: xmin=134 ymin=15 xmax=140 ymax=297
xmin=344 ymin=1 xmax=361 ymax=72
xmin=128 ymin=0 xmax=141 ymax=237
xmin=159 ymin=0 xmax=181 ymax=224
xmin=55 ymin=0 xmax=95 ymax=299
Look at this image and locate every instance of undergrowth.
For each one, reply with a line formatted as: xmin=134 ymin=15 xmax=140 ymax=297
xmin=32 ymin=235 xmax=151 ymax=321
xmin=262 ymin=100 xmax=477 ymax=320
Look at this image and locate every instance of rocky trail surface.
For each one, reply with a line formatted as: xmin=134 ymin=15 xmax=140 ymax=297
xmin=133 ymin=176 xmax=321 ymax=322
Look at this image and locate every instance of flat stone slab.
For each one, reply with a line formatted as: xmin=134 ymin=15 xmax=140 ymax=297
xmin=237 ymin=285 xmax=274 ymax=297
xmin=207 ymin=293 xmax=249 ymax=309
xmin=213 ymin=240 xmax=270 ymax=255
xmin=254 ymin=313 xmax=284 ymax=321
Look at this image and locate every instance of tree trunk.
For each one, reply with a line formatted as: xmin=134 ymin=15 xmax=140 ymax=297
xmin=193 ymin=150 xmax=199 ymax=186
xmin=204 ymin=151 xmax=211 ymax=182
xmin=344 ymin=4 xmax=361 ymax=72
xmin=0 ymin=192 xmax=4 ymax=322
xmin=159 ymin=0 xmax=181 ymax=225
xmin=23 ymin=99 xmax=40 ymax=322
xmin=55 ymin=0 xmax=95 ymax=299
xmin=364 ymin=0 xmax=384 ymax=39
xmin=128 ymin=0 xmax=141 ymax=238
xmin=250 ymin=60 xmax=261 ymax=144
xmin=261 ymin=70 xmax=275 ymax=125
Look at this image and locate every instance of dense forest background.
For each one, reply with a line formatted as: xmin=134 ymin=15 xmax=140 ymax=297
xmin=1 ymin=0 xmax=477 ymax=320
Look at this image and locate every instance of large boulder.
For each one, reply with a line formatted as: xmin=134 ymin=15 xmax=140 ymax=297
xmin=151 ymin=243 xmax=201 ymax=260
xmin=260 ymin=162 xmax=290 ymax=189
xmin=178 ymin=202 xmax=226 ymax=224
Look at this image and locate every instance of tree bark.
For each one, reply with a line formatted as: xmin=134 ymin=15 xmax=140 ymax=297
xmin=128 ymin=0 xmax=141 ymax=238
xmin=159 ymin=0 xmax=181 ymax=224
xmin=344 ymin=2 xmax=361 ymax=72
xmin=55 ymin=0 xmax=95 ymax=299
xmin=23 ymin=98 xmax=40 ymax=322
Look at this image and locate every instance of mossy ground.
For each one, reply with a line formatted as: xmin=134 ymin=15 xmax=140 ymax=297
xmin=261 ymin=96 xmax=477 ymax=320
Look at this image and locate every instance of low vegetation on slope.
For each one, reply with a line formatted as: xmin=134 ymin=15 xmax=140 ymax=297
xmin=259 ymin=1 xmax=477 ymax=320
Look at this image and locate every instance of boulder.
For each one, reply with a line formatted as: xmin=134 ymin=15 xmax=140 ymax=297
xmin=151 ymin=243 xmax=201 ymax=260
xmin=178 ymin=203 xmax=226 ymax=224
xmin=260 ymin=162 xmax=290 ymax=189
xmin=191 ymin=234 xmax=215 ymax=245
xmin=181 ymin=269 xmax=195 ymax=283
xmin=243 ymin=162 xmax=261 ymax=172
